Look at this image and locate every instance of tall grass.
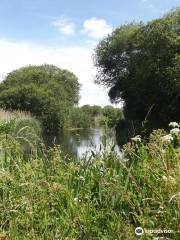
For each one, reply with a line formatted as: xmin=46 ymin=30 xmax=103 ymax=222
xmin=0 ymin=109 xmax=32 ymax=121
xmin=0 ymin=109 xmax=42 ymax=156
xmin=0 ymin=126 xmax=179 ymax=239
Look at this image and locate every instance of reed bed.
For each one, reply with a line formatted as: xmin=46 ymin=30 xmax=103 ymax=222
xmin=0 ymin=109 xmax=32 ymax=122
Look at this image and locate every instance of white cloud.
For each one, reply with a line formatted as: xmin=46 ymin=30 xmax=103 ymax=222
xmin=51 ymin=17 xmax=75 ymax=35
xmin=83 ymin=17 xmax=113 ymax=39
xmin=0 ymin=39 xmax=114 ymax=106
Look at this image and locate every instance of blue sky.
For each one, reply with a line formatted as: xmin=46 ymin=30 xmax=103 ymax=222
xmin=0 ymin=0 xmax=179 ymax=106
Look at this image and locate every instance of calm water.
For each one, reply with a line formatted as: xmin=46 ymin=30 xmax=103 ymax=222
xmin=53 ymin=128 xmax=121 ymax=159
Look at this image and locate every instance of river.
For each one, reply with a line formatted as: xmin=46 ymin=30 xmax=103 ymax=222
xmin=51 ymin=128 xmax=121 ymax=159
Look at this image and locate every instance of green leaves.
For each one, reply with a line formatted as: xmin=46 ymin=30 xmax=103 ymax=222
xmin=0 ymin=65 xmax=80 ymax=134
xmin=94 ymin=8 xmax=180 ymax=131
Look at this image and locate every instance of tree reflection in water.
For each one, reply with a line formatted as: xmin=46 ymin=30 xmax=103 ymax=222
xmin=45 ymin=128 xmax=121 ymax=159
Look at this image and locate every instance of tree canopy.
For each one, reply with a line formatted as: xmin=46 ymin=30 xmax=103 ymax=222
xmin=0 ymin=64 xmax=80 ymax=133
xmin=101 ymin=105 xmax=123 ymax=128
xmin=94 ymin=8 xmax=180 ymax=130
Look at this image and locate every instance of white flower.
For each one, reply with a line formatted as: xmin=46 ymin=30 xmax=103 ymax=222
xmin=74 ymin=197 xmax=78 ymax=203
xmin=131 ymin=135 xmax=141 ymax=142
xmin=160 ymin=134 xmax=173 ymax=143
xmin=162 ymin=175 xmax=167 ymax=181
xmin=162 ymin=175 xmax=176 ymax=184
xmin=170 ymin=128 xmax=180 ymax=136
xmin=169 ymin=122 xmax=180 ymax=128
xmin=73 ymin=197 xmax=81 ymax=203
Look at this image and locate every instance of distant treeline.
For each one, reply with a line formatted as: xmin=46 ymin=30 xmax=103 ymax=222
xmin=64 ymin=105 xmax=123 ymax=129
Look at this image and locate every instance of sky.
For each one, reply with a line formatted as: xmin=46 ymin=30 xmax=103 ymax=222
xmin=0 ymin=0 xmax=179 ymax=106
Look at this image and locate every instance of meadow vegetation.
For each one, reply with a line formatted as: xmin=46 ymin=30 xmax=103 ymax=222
xmin=0 ymin=109 xmax=41 ymax=155
xmin=0 ymin=117 xmax=179 ymax=239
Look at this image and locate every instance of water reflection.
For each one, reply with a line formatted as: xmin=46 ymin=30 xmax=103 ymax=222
xmin=55 ymin=128 xmax=121 ymax=159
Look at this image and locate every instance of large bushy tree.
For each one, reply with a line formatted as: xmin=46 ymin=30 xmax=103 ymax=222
xmin=94 ymin=8 xmax=180 ymax=132
xmin=0 ymin=64 xmax=80 ymax=133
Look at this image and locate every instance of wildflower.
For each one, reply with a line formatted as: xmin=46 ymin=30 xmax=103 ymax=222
xmin=170 ymin=128 xmax=180 ymax=136
xmin=169 ymin=122 xmax=180 ymax=128
xmin=131 ymin=135 xmax=141 ymax=143
xmin=74 ymin=197 xmax=78 ymax=203
xmin=160 ymin=134 xmax=173 ymax=143
xmin=162 ymin=175 xmax=167 ymax=181
xmin=74 ymin=197 xmax=81 ymax=203
xmin=162 ymin=175 xmax=176 ymax=184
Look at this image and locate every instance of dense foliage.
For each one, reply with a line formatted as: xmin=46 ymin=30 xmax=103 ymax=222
xmin=0 ymin=65 xmax=80 ymax=133
xmin=100 ymin=105 xmax=123 ymax=128
xmin=65 ymin=105 xmax=123 ymax=129
xmin=94 ymin=8 xmax=180 ymax=135
xmin=0 ymin=123 xmax=179 ymax=239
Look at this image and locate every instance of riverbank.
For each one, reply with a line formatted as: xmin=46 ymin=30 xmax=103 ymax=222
xmin=0 ymin=124 xmax=179 ymax=239
xmin=64 ymin=127 xmax=86 ymax=131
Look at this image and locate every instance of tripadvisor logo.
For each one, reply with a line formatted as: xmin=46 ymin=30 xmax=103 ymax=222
xmin=135 ymin=227 xmax=173 ymax=236
xmin=135 ymin=227 xmax=144 ymax=236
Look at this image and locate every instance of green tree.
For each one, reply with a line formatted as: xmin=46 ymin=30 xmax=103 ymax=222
xmin=65 ymin=105 xmax=103 ymax=129
xmin=0 ymin=64 xmax=80 ymax=133
xmin=81 ymin=105 xmax=102 ymax=126
xmin=101 ymin=105 xmax=123 ymax=128
xmin=65 ymin=107 xmax=91 ymax=129
xmin=94 ymin=8 xmax=180 ymax=133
